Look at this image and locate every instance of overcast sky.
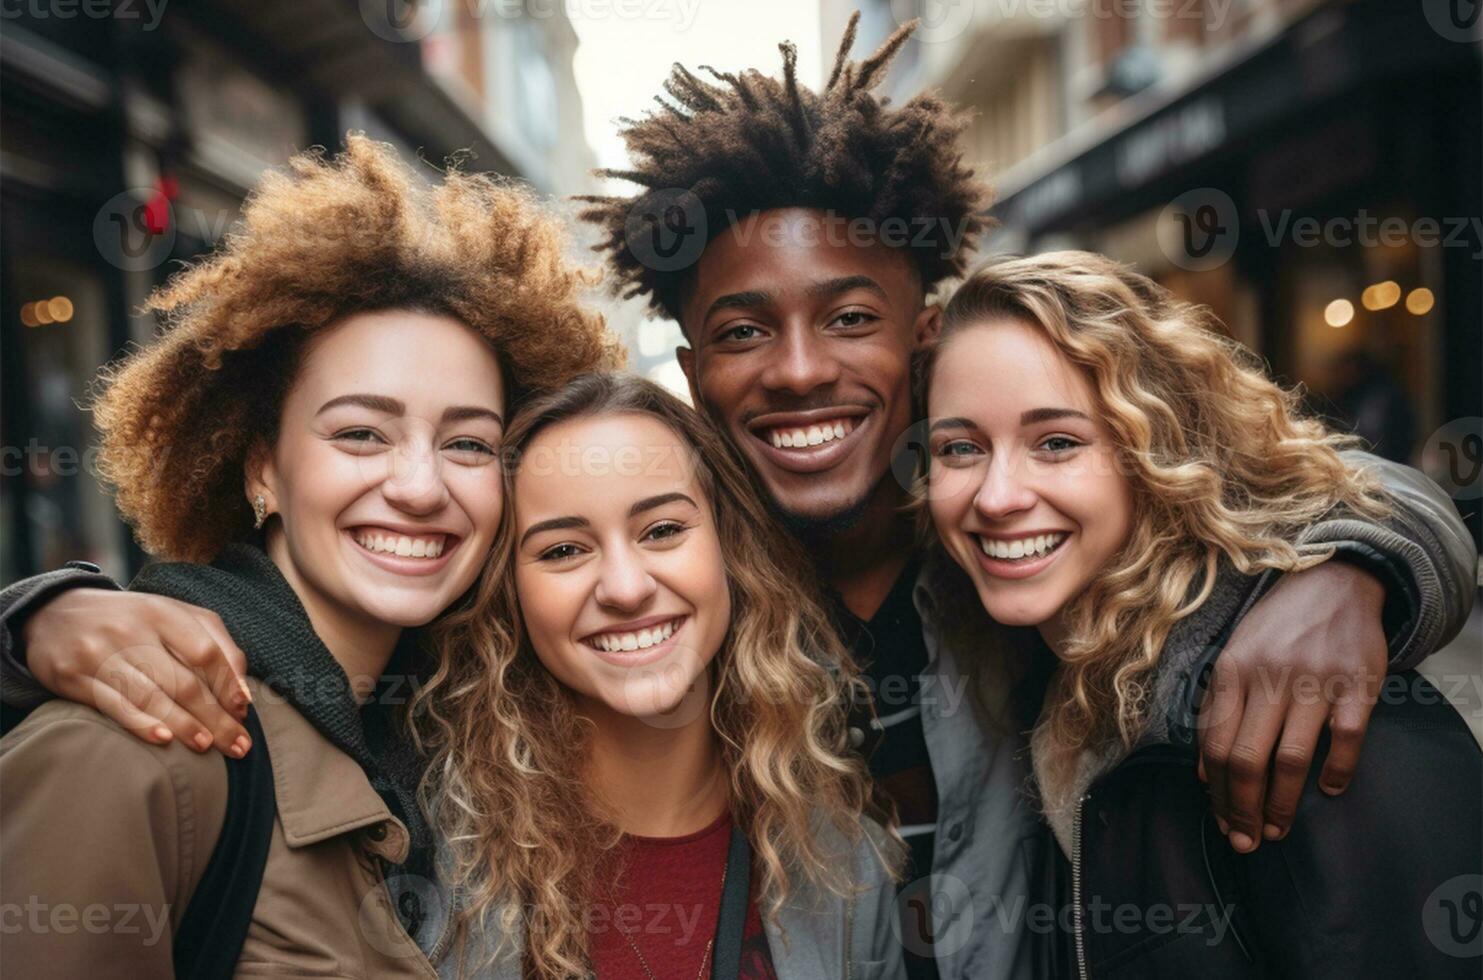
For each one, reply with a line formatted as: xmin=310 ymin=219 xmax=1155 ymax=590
xmin=571 ymin=2 xmax=823 ymax=185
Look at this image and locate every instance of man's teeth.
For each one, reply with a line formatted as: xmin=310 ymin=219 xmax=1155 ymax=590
xmin=767 ymin=417 xmax=856 ymax=449
xmin=590 ymin=618 xmax=682 ymax=653
xmin=978 ymin=532 xmax=1066 ymax=561
xmin=354 ymin=531 xmax=446 ymax=558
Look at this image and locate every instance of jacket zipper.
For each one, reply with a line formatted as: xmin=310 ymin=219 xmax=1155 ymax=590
xmin=1071 ymin=794 xmax=1090 ymax=980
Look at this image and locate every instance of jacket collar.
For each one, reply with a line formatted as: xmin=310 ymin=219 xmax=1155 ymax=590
xmin=250 ymin=677 xmax=411 ymax=863
xmin=1033 ymin=558 xmax=1270 ymax=853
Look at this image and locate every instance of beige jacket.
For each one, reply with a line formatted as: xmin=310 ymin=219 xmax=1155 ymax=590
xmin=0 ymin=677 xmax=444 ymax=979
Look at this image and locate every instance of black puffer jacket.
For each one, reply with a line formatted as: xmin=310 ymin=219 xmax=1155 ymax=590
xmin=1030 ymin=558 xmax=1482 ymax=979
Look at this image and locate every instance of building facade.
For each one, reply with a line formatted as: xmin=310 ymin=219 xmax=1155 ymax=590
xmin=1 ymin=0 xmax=595 ymax=580
xmin=826 ymin=0 xmax=1480 ymax=540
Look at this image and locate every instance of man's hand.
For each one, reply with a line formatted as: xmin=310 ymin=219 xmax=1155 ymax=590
xmin=21 ymin=589 xmax=253 ymax=756
xmin=1197 ymin=561 xmax=1387 ymax=853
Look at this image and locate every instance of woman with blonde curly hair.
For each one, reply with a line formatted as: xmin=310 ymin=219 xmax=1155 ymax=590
xmin=419 ymin=372 xmax=903 ymax=980
xmin=921 ymin=252 xmax=1480 ymax=978
xmin=0 ymin=135 xmax=623 ymax=979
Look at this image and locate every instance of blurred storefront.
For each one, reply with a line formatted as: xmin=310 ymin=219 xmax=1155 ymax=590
xmin=991 ymin=1 xmax=1479 ymax=480
xmin=840 ymin=0 xmax=1480 ymax=542
xmin=1 ymin=1 xmax=594 ymax=581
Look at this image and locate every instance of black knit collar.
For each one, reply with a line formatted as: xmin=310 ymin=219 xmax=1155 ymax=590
xmin=130 ymin=544 xmax=433 ymax=849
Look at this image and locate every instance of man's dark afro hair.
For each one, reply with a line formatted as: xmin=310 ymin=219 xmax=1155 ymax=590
xmin=578 ymin=13 xmax=992 ymax=323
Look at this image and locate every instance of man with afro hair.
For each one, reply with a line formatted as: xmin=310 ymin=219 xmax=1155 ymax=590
xmin=581 ymin=13 xmax=1478 ymax=980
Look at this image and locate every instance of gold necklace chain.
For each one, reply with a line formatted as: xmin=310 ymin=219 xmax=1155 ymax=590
xmin=610 ymin=855 xmax=729 ymax=980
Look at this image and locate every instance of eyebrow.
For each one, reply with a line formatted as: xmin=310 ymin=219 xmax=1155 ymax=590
xmin=806 ymin=275 xmax=887 ymax=302
xmin=629 ymin=492 xmax=697 ymax=518
xmin=519 ymin=493 xmax=698 ymax=548
xmin=704 ymin=289 xmax=772 ymax=321
xmin=1021 ymin=407 xmax=1091 ymax=425
xmin=317 ymin=394 xmax=502 ymax=427
xmin=928 ymin=409 xmax=1090 ymax=433
xmin=929 ymin=416 xmax=980 ymax=434
xmin=519 ymin=515 xmax=589 ymax=548
xmin=318 ymin=393 xmax=403 ymax=416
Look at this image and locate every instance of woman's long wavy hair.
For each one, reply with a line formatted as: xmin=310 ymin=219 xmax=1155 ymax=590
xmin=924 ymin=251 xmax=1389 ymax=810
xmin=414 ymin=373 xmax=884 ymax=979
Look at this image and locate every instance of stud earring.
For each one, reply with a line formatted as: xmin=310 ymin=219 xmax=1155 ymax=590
xmin=252 ymin=494 xmax=269 ymax=530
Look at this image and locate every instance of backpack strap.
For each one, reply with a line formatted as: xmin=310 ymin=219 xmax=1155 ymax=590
xmin=711 ymin=826 xmax=752 ymax=980
xmin=173 ymin=705 xmax=276 ymax=980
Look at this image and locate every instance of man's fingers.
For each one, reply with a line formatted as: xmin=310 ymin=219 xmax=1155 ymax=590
xmin=1262 ymin=700 xmax=1329 ymax=840
xmin=1319 ymin=690 xmax=1377 ymax=795
xmin=1221 ymin=691 xmax=1288 ymax=853
xmin=1197 ymin=662 xmax=1246 ymax=832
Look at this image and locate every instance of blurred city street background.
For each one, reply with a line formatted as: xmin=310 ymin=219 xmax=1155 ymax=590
xmin=2 ymin=0 xmax=1478 ymax=709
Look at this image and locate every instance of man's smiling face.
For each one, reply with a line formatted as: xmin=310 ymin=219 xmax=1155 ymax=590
xmin=677 ymin=208 xmax=939 ymax=529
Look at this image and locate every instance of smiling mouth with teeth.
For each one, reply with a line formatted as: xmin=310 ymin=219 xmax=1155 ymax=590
xmin=764 ymin=417 xmax=857 ymax=449
xmin=353 ymin=529 xmax=448 ymax=559
xmin=584 ymin=616 xmax=685 ymax=653
xmin=978 ymin=532 xmax=1068 ymax=562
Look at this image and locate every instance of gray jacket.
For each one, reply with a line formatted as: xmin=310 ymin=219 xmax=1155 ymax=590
xmin=902 ymin=451 xmax=1477 ymax=980
xmin=424 ymin=819 xmax=907 ymax=980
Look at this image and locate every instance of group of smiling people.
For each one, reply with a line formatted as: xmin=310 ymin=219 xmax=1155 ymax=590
xmin=1 ymin=16 xmax=1479 ymax=980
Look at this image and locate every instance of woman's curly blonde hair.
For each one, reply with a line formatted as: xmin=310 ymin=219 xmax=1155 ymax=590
xmin=414 ymin=373 xmax=891 ymax=979
xmin=93 ymin=134 xmax=625 ymax=561
xmin=925 ymin=251 xmax=1389 ymax=810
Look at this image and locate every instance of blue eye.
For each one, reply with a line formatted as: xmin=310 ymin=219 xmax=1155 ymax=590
xmin=1038 ymin=435 xmax=1083 ymax=454
xmin=445 ymin=437 xmax=494 ymax=455
xmin=934 ymin=440 xmax=982 ymax=458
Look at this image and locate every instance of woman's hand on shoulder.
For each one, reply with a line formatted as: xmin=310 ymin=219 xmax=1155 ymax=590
xmin=22 ymin=588 xmax=253 ymax=757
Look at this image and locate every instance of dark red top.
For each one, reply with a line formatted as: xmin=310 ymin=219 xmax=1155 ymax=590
xmin=587 ymin=811 xmax=777 ymax=980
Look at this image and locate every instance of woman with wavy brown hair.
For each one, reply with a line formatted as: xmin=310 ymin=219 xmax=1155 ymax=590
xmin=0 ymin=135 xmax=623 ymax=979
xmin=920 ymin=252 xmax=1480 ymax=978
xmin=417 ymin=372 xmax=903 ymax=980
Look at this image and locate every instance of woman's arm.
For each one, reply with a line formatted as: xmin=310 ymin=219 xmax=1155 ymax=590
xmin=0 ymin=700 xmax=230 ymax=978
xmin=0 ymin=571 xmax=251 ymax=755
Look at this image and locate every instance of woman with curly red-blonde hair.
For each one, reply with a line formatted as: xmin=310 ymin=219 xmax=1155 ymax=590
xmin=0 ymin=134 xmax=623 ymax=979
xmin=921 ymin=252 xmax=1480 ymax=978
